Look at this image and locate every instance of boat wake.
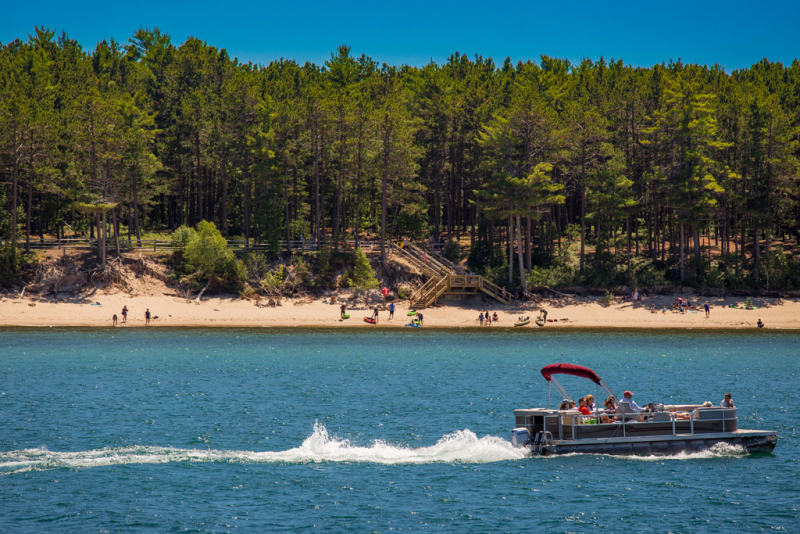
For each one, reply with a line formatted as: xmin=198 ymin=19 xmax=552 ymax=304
xmin=613 ymin=442 xmax=749 ymax=461
xmin=0 ymin=423 xmax=526 ymax=476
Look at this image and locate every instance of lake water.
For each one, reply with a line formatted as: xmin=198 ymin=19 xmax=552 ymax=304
xmin=0 ymin=327 xmax=797 ymax=533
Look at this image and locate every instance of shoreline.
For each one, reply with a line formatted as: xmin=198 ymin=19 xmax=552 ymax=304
xmin=2 ymin=292 xmax=798 ymax=331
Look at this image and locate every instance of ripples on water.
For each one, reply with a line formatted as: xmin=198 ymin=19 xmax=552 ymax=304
xmin=0 ymin=327 xmax=797 ymax=532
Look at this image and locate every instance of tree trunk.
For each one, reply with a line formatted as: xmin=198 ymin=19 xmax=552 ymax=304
xmin=508 ymin=215 xmax=514 ymax=285
xmin=516 ymin=215 xmax=526 ymax=292
xmin=753 ymin=226 xmax=761 ymax=283
xmin=579 ymin=181 xmax=586 ymax=273
xmin=679 ymin=222 xmax=685 ymax=283
xmin=525 ymin=217 xmax=531 ymax=270
xmin=243 ymin=153 xmax=251 ymax=251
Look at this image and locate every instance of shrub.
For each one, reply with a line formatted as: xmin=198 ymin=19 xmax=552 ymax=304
xmin=170 ymin=225 xmax=197 ymax=250
xmin=443 ymin=240 xmax=461 ymax=263
xmin=183 ymin=220 xmax=245 ymax=291
xmin=350 ymin=247 xmax=380 ymax=290
xmin=600 ymin=290 xmax=615 ymax=305
xmin=0 ymin=244 xmax=19 ymax=287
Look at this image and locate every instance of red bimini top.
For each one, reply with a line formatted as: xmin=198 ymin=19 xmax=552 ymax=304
xmin=540 ymin=363 xmax=602 ymax=385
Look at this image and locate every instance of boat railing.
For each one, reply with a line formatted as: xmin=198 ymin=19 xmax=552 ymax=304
xmin=545 ymin=408 xmax=738 ymax=440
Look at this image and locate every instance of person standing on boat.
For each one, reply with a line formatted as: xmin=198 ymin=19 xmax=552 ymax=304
xmin=620 ymin=391 xmax=644 ymax=412
xmin=721 ymin=393 xmax=734 ymax=408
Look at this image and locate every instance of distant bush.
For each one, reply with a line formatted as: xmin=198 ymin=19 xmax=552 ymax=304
xmin=349 ymin=247 xmax=380 ymax=290
xmin=182 ymin=221 xmax=245 ymax=291
xmin=443 ymin=240 xmax=461 ymax=263
xmin=171 ymin=225 xmax=197 ymax=250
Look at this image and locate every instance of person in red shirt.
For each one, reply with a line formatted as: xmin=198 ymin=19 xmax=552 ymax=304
xmin=578 ymin=397 xmax=592 ymax=416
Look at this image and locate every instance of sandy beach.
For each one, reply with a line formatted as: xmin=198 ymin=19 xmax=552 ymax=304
xmin=2 ymin=291 xmax=798 ymax=330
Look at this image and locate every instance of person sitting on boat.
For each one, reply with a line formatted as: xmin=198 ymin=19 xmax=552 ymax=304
xmin=620 ymin=391 xmax=644 ymax=412
xmin=559 ymin=399 xmax=571 ymax=411
xmin=585 ymin=394 xmax=597 ymax=414
xmin=721 ymin=393 xmax=734 ymax=408
xmin=568 ymin=400 xmax=577 ymax=410
xmin=600 ymin=397 xmax=619 ymax=423
xmin=578 ymin=398 xmax=592 ymax=416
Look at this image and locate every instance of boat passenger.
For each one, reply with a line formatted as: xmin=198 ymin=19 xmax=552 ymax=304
xmin=721 ymin=393 xmax=734 ymax=408
xmin=569 ymin=401 xmax=577 ymax=410
xmin=619 ymin=390 xmax=644 ymax=412
xmin=578 ymin=398 xmax=592 ymax=416
xmin=585 ymin=394 xmax=597 ymax=413
xmin=601 ymin=397 xmax=619 ymax=423
xmin=559 ymin=400 xmax=570 ymax=410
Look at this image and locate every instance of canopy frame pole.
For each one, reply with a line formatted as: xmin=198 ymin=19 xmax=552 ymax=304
xmin=550 ymin=377 xmax=572 ymax=403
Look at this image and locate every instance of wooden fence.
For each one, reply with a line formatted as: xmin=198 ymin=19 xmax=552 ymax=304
xmin=15 ymin=237 xmax=391 ymax=254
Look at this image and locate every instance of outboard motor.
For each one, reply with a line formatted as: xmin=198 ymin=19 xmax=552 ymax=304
xmin=511 ymin=427 xmax=532 ymax=448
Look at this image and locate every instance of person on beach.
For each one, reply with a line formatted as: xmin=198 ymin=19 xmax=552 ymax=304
xmin=757 ymin=318 xmax=764 ymax=328
xmin=492 ymin=312 xmax=498 ymax=323
xmin=122 ymin=305 xmax=128 ymax=323
xmin=112 ymin=314 xmax=118 ymax=326
xmin=417 ymin=312 xmax=424 ymax=326
xmin=540 ymin=309 xmax=548 ymax=321
xmin=340 ymin=303 xmax=347 ymax=319
xmin=651 ymin=304 xmax=657 ymax=313
xmin=372 ymin=305 xmax=379 ymax=322
xmin=479 ymin=312 xmax=484 ymax=326
xmin=145 ymin=309 xmax=151 ymax=325
xmin=721 ymin=393 xmax=734 ymax=408
xmin=704 ymin=301 xmax=710 ymax=318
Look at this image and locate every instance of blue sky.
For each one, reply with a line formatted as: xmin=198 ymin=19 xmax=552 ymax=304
xmin=3 ymin=0 xmax=798 ymax=71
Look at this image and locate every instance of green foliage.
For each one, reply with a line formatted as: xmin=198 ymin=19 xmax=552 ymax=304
xmin=260 ymin=265 xmax=287 ymax=293
xmin=0 ymin=244 xmax=20 ymax=287
xmin=293 ymin=258 xmax=310 ymax=283
xmin=443 ymin=240 xmax=460 ymax=263
xmin=182 ymin=221 xmax=245 ymax=290
xmin=349 ymin=247 xmax=380 ymax=290
xmin=600 ymin=291 xmax=615 ymax=305
xmin=171 ymin=225 xmax=197 ymax=250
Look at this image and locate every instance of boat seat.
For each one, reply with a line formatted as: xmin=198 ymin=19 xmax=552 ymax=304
xmin=618 ymin=403 xmax=641 ymax=422
xmin=649 ymin=411 xmax=672 ymax=422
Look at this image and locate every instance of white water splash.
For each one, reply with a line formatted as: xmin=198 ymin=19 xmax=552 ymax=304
xmin=611 ymin=442 xmax=748 ymax=461
xmin=0 ymin=423 xmax=526 ymax=475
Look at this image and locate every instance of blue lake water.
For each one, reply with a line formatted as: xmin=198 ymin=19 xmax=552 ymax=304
xmin=0 ymin=327 xmax=798 ymax=533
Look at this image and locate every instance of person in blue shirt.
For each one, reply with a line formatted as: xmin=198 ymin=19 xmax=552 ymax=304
xmin=389 ymin=302 xmax=395 ymax=319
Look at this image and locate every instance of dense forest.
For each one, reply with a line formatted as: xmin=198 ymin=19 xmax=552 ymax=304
xmin=2 ymin=27 xmax=799 ymax=291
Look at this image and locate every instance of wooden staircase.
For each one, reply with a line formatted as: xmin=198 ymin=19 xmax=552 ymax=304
xmin=396 ymin=242 xmax=510 ymax=309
